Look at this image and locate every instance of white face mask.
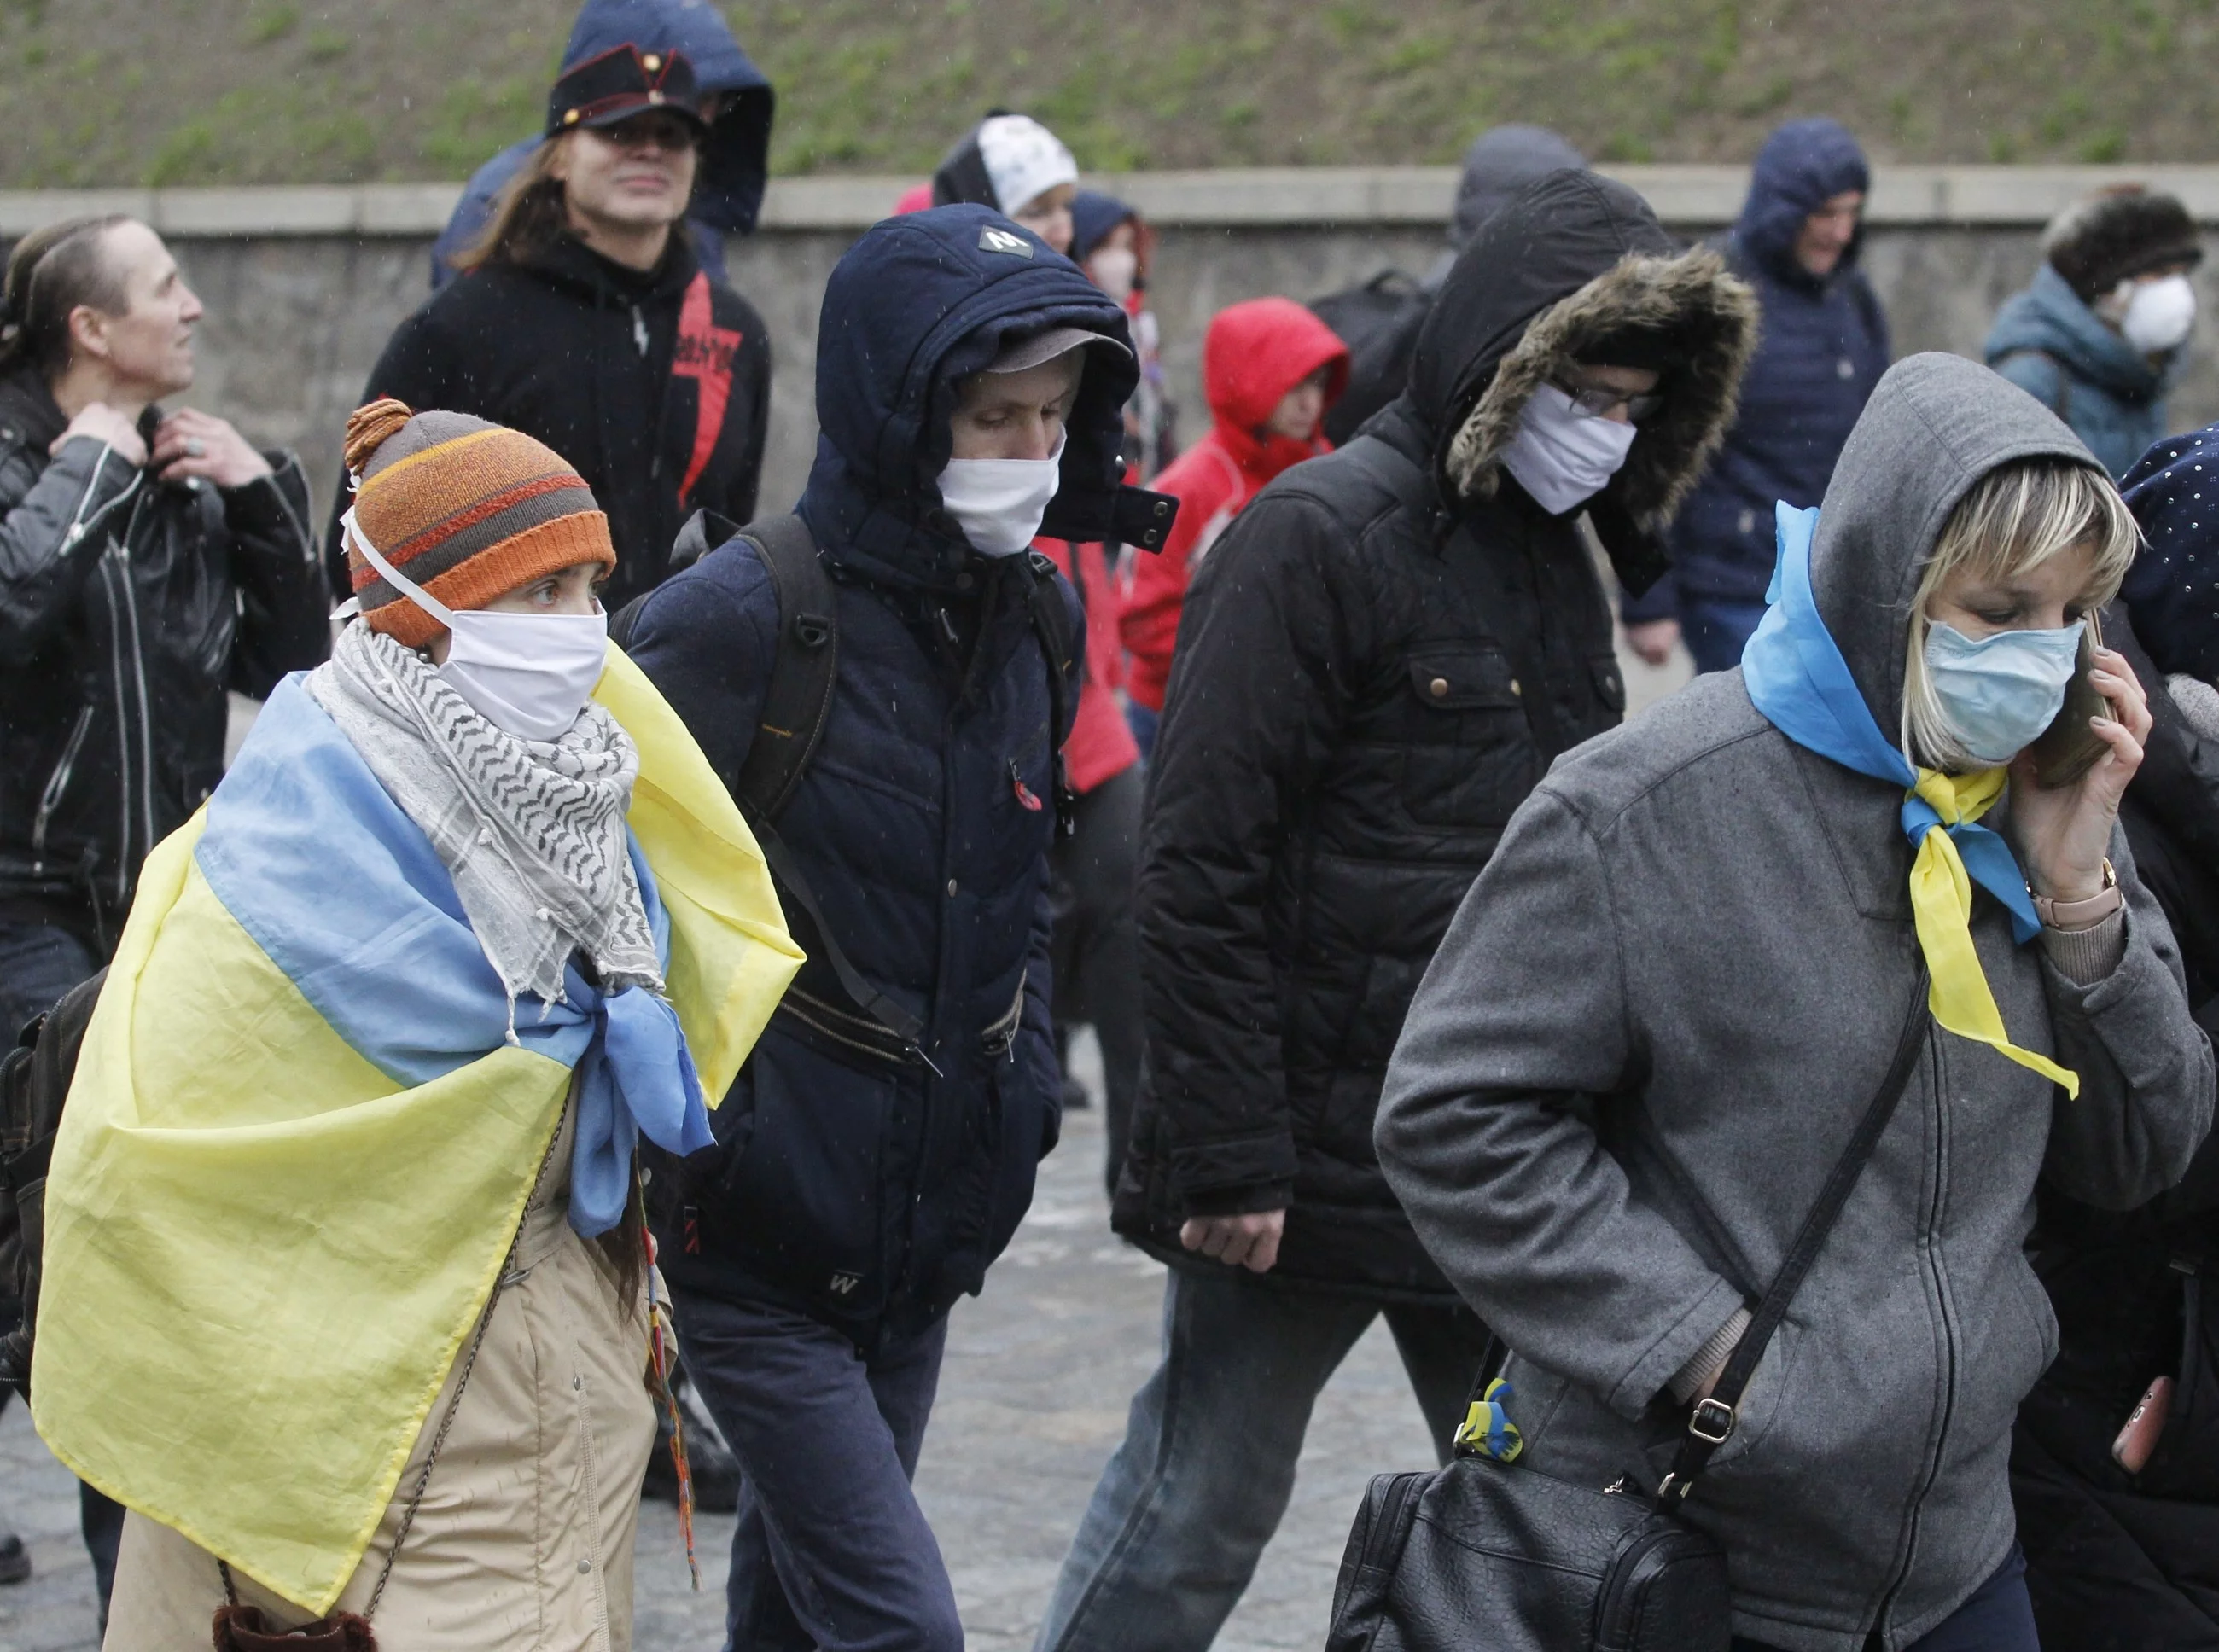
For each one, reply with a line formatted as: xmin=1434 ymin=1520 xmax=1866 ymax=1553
xmin=937 ymin=432 xmax=1065 ymax=556
xmin=343 ymin=509 xmax=609 ymax=743
xmin=1089 ymin=246 xmax=1139 ymax=304
xmin=1500 ymin=381 xmax=1640 ymax=516
xmin=2118 ymin=273 xmax=2197 ymax=354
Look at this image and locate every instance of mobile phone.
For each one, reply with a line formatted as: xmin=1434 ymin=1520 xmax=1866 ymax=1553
xmin=2026 ymin=611 xmax=2110 ymax=790
xmin=2112 ymin=1373 xmax=2173 ymax=1473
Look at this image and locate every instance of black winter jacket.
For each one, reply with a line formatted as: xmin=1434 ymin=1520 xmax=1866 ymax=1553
xmin=0 ymin=369 xmax=325 ymax=943
xmin=341 ymin=231 xmax=769 ymax=613
xmin=2010 ymin=609 xmax=2219 ymax=1648
xmin=1114 ymin=172 xmax=1757 ymax=1299
xmin=628 ymin=205 xmax=1156 ymax=1345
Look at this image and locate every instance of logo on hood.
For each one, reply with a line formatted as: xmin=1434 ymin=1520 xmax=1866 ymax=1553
xmin=978 ymin=226 xmax=1034 ymax=258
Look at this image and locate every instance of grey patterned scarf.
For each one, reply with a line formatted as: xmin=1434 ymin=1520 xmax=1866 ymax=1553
xmin=308 ymin=621 xmax=662 ymax=1026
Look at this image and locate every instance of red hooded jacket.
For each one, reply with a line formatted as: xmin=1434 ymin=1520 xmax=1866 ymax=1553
xmin=1120 ymin=298 xmax=1348 ymax=713
xmin=1034 ymin=538 xmax=1139 ymax=794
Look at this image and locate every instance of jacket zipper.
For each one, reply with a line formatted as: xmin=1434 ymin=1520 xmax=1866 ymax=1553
xmin=30 ymin=704 xmax=95 ymax=874
xmin=98 ymin=552 xmax=135 ymax=895
xmin=115 ymin=495 xmax=157 ymax=883
xmin=1869 ymin=1024 xmax=1954 ymax=1641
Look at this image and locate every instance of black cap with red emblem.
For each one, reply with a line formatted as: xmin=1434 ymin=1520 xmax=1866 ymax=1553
xmin=545 ymin=44 xmax=705 ymax=137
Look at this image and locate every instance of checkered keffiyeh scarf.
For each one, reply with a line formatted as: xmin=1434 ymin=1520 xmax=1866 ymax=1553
xmin=308 ymin=621 xmax=662 ymax=1022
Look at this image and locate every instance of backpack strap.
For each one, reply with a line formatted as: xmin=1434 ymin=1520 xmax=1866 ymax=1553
xmin=727 ymin=515 xmax=839 ymax=824
xmin=1023 ymin=549 xmax=1080 ymax=840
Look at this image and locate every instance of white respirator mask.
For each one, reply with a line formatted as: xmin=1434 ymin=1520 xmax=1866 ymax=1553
xmin=343 ymin=508 xmax=609 ymax=743
xmin=937 ymin=432 xmax=1066 ymax=556
xmin=2117 ymin=272 xmax=2197 ymax=354
xmin=1089 ymin=246 xmax=1139 ymax=304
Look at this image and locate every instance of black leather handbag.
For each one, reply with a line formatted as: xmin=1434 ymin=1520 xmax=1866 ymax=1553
xmin=1328 ymin=983 xmax=1931 ymax=1652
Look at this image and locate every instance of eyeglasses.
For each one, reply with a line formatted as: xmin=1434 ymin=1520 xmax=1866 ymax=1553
xmin=1550 ymin=374 xmax=1665 ymax=423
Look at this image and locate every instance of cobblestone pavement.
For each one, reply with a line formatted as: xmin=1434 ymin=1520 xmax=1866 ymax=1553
xmin=1 ymin=1100 xmax=1438 ymax=1652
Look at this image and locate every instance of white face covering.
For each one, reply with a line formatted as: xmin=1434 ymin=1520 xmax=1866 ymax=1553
xmin=343 ymin=509 xmax=609 ymax=742
xmin=1500 ymin=382 xmax=1640 ymax=516
xmin=937 ymin=432 xmax=1066 ymax=556
xmin=2118 ymin=273 xmax=2197 ymax=354
xmin=1089 ymin=246 xmax=1139 ymax=304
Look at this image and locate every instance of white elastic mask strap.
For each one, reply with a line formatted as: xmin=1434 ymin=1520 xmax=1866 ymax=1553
xmin=343 ymin=507 xmax=461 ymax=631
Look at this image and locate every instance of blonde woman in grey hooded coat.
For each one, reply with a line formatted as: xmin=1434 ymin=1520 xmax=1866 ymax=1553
xmin=1377 ymin=353 xmax=2215 ymax=1651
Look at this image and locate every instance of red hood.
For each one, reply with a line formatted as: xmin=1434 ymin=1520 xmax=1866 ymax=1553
xmin=1204 ymin=297 xmax=1349 ymax=431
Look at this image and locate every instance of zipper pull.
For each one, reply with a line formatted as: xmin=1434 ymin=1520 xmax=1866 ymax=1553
xmin=632 ymin=305 xmax=649 ymax=357
xmin=1009 ymin=759 xmax=1044 ymax=812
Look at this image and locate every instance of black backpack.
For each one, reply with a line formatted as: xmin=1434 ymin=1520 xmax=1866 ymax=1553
xmin=1311 ymin=268 xmax=1434 ymax=447
xmin=612 ymin=510 xmax=1079 ymax=1061
xmin=0 ymin=968 xmax=108 ymax=1399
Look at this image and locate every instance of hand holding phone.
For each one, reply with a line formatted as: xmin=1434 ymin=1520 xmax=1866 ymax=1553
xmin=2026 ymin=612 xmax=2111 ymax=790
xmin=2112 ymin=1373 xmax=2173 ymax=1474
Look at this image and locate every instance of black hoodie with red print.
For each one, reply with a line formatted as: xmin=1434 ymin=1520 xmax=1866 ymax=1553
xmin=334 ymin=230 xmax=769 ymax=611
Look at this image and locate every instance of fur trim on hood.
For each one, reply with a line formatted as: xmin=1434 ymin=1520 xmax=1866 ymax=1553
xmin=1446 ymin=244 xmax=1759 ymax=532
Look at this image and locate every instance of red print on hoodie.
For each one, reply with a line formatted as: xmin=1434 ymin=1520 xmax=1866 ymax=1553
xmin=1121 ymin=297 xmax=1348 ymax=713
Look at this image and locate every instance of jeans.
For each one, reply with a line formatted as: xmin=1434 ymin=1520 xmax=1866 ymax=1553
xmin=1680 ymin=595 xmax=1771 ymax=676
xmin=1734 ymin=1548 xmax=2036 ymax=1652
xmin=0 ymin=918 xmax=124 ymax=1615
xmin=674 ymin=1291 xmax=960 ymax=1652
xmin=1048 ymin=765 xmax=1144 ymax=1195
xmin=1035 ymin=1264 xmax=1490 ymax=1652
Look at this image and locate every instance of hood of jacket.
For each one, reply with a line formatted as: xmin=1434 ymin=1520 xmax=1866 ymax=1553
xmin=1203 ymin=296 xmax=1349 ymax=474
xmin=1734 ymin=118 xmax=1871 ymax=291
xmin=559 ymin=0 xmax=773 ymax=236
xmin=1415 ymin=170 xmax=1758 ymax=540
xmin=1985 ymin=262 xmax=2175 ymax=404
xmin=1449 ymin=125 xmax=1588 ymax=250
xmin=796 ymin=204 xmax=1141 ymax=592
xmin=514 ymin=220 xmax=701 ymax=306
xmin=1807 ymin=352 xmax=2105 ymax=739
xmin=1071 ymin=190 xmax=1138 ymax=264
xmin=2120 ymin=421 xmax=2219 ymax=682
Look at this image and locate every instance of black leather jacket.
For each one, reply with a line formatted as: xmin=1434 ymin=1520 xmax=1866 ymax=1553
xmin=0 ymin=369 xmax=326 ymax=942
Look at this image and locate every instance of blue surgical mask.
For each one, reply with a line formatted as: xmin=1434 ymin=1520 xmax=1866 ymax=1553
xmin=1923 ymin=620 xmax=2085 ymax=765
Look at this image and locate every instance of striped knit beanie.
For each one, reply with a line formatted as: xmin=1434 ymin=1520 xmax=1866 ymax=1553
xmin=343 ymin=398 xmax=614 ymax=649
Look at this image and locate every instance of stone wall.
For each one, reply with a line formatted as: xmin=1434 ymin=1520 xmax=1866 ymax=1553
xmin=23 ymin=166 xmax=2219 ymax=532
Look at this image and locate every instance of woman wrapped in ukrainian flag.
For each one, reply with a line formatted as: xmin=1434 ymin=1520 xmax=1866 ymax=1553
xmin=34 ymin=398 xmax=801 ymax=1649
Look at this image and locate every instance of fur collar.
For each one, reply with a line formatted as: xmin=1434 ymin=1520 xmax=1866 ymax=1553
xmin=1445 ymin=246 xmax=1758 ymax=531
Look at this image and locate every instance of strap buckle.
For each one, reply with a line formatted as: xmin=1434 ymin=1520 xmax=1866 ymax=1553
xmin=1687 ymin=1396 xmax=1738 ymax=1446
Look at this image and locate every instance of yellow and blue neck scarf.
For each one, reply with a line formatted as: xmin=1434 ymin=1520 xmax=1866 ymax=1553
xmin=1741 ymin=503 xmax=2077 ymax=1097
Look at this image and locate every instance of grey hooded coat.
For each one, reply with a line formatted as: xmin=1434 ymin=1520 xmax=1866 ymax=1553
xmin=1376 ymin=353 xmax=2216 ymax=1650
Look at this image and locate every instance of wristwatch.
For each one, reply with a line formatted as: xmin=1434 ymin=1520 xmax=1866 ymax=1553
xmin=2034 ymin=857 xmax=2122 ymax=931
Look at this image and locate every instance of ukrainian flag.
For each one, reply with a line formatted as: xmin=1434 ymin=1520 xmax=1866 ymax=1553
xmin=32 ymin=647 xmax=800 ymax=1614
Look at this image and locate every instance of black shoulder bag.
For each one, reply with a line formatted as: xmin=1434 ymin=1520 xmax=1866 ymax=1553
xmin=1327 ymin=979 xmax=1931 ymax=1652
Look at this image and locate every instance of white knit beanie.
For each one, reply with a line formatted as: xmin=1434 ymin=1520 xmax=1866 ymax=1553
xmin=976 ymin=115 xmax=1078 ymax=217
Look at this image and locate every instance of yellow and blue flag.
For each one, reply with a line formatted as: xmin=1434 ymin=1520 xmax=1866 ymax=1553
xmin=32 ymin=647 xmax=800 ymax=1613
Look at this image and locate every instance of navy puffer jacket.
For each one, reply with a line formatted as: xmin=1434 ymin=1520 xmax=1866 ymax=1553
xmin=1626 ymin=119 xmax=1889 ymax=618
xmin=627 ymin=206 xmax=1140 ymax=1343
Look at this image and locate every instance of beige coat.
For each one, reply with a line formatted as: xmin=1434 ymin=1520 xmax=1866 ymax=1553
xmin=104 ymin=1104 xmax=660 ymax=1651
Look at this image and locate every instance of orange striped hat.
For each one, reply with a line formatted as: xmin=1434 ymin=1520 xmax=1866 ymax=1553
xmin=341 ymin=398 xmax=614 ymax=649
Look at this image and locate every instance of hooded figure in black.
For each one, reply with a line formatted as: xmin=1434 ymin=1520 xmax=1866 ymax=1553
xmin=337 ymin=42 xmax=770 ymax=614
xmin=622 ymin=203 xmax=1158 ymax=1652
xmin=1034 ymin=172 xmax=1758 ymax=1652
xmin=2007 ymin=427 xmax=2219 ymax=1650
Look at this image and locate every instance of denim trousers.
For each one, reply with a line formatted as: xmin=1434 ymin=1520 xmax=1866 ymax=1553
xmin=1735 ymin=1548 xmax=2037 ymax=1652
xmin=1034 ymin=1262 xmax=1489 ymax=1652
xmin=673 ymin=1290 xmax=959 ymax=1652
xmin=0 ymin=917 xmax=125 ymax=1615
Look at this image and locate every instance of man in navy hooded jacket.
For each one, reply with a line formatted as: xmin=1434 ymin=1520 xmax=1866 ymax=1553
xmin=625 ymin=205 xmax=1166 ymax=1652
xmin=428 ymin=0 xmax=773 ymax=288
xmin=1622 ymin=117 xmax=1890 ymax=672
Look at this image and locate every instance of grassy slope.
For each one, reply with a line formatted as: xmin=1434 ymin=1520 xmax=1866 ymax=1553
xmin=0 ymin=0 xmax=2216 ymax=190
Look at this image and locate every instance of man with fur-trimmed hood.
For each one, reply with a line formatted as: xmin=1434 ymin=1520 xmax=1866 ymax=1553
xmin=1034 ymin=170 xmax=1756 ymax=1652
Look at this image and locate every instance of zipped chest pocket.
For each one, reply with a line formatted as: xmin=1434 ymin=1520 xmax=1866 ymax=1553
xmin=31 ymin=704 xmax=96 ymax=870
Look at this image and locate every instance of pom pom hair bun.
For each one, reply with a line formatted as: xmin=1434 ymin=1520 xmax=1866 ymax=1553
xmin=344 ymin=398 xmax=414 ymax=479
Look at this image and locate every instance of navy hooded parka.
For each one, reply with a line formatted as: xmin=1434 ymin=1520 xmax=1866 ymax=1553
xmin=428 ymin=0 xmax=773 ymax=288
xmin=626 ymin=206 xmax=1145 ymax=1344
xmin=1626 ymin=119 xmax=1890 ymax=621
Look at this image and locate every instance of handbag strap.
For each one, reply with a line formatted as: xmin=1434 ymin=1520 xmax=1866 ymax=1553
xmin=1656 ymin=971 xmax=1931 ymax=1512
